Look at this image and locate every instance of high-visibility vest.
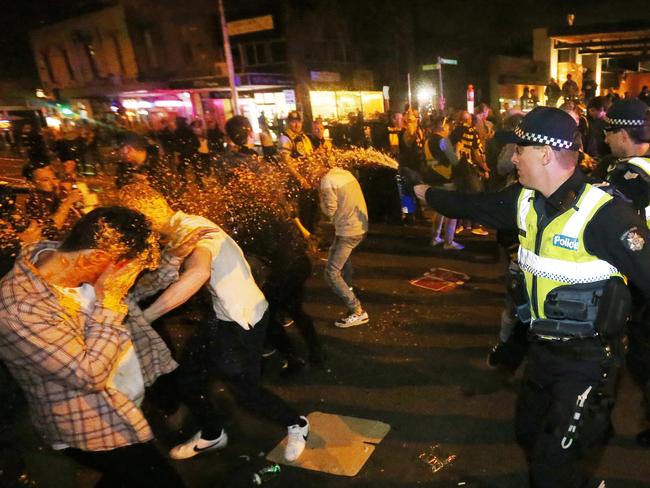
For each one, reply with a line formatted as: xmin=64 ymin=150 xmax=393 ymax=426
xmin=626 ymin=157 xmax=650 ymax=228
xmin=423 ymin=134 xmax=452 ymax=181
xmin=516 ymin=184 xmax=622 ymax=325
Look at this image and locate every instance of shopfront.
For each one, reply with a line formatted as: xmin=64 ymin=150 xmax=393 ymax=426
xmin=309 ymin=90 xmax=385 ymax=122
xmin=533 ymin=22 xmax=650 ymax=100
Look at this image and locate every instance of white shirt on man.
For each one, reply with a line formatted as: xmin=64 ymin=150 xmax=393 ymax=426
xmin=168 ymin=211 xmax=268 ymax=329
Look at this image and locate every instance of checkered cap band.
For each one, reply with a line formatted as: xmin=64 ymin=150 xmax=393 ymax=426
xmin=514 ymin=126 xmax=574 ymax=149
xmin=603 ymin=116 xmax=646 ymax=127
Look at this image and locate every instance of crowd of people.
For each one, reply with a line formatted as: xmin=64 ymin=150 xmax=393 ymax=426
xmin=0 ymin=84 xmax=649 ymax=488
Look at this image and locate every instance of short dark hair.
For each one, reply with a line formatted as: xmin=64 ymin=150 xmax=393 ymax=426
xmin=118 ymin=132 xmax=148 ymax=151
xmin=623 ymin=124 xmax=650 ymax=144
xmin=22 ymin=160 xmax=51 ymax=181
xmin=59 ymin=206 xmax=152 ymax=260
xmin=587 ymin=96 xmax=607 ymax=112
xmin=225 ymin=115 xmax=252 ymax=146
xmin=431 ymin=115 xmax=448 ymax=130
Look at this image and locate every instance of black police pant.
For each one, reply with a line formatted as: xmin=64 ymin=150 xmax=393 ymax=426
xmin=168 ymin=311 xmax=300 ymax=438
xmin=515 ymin=341 xmax=616 ymax=488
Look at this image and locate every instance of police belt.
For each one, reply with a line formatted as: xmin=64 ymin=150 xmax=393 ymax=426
xmin=529 ymin=335 xmax=606 ymax=360
xmin=529 ymin=318 xmax=597 ymax=341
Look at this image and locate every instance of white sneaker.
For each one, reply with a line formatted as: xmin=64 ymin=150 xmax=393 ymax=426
xmin=443 ymin=241 xmax=465 ymax=251
xmin=430 ymin=236 xmax=444 ymax=247
xmin=335 ymin=311 xmax=369 ymax=328
xmin=285 ymin=416 xmax=309 ymax=462
xmin=169 ymin=429 xmax=228 ymax=460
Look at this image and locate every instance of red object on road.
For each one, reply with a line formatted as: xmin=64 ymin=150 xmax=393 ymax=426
xmin=409 ymin=267 xmax=470 ymax=292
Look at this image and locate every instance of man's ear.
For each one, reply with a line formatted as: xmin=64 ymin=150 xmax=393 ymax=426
xmin=541 ymin=146 xmax=553 ymax=166
xmin=619 ymin=129 xmax=633 ymax=146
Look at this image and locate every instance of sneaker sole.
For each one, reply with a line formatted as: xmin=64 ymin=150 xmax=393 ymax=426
xmin=334 ymin=318 xmax=369 ymax=328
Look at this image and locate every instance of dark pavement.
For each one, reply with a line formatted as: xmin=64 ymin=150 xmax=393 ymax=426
xmin=8 ymin=220 xmax=650 ymax=488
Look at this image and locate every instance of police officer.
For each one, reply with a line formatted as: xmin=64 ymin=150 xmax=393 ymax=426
xmin=601 ymin=99 xmax=650 ymax=447
xmin=412 ymin=107 xmax=650 ymax=487
xmin=278 ymin=111 xmax=319 ymax=233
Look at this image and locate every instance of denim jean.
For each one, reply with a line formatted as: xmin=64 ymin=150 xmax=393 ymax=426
xmin=324 ymin=234 xmax=365 ymax=312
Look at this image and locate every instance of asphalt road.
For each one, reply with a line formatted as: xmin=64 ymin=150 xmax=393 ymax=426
xmin=8 ymin=220 xmax=650 ymax=488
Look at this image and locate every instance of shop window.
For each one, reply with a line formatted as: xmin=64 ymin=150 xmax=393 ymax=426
xmin=310 ymin=90 xmax=337 ymax=120
xmin=256 ymin=43 xmax=268 ymax=64
xmin=270 ymin=41 xmax=286 ymax=63
xmin=557 ymin=49 xmax=574 ymax=63
xmin=143 ymin=30 xmax=159 ymax=69
xmin=107 ymin=34 xmax=125 ymax=75
xmin=83 ymin=41 xmax=100 ymax=79
xmin=306 ymin=41 xmax=327 ymax=62
xmin=62 ymin=48 xmax=75 ymax=80
xmin=180 ymin=24 xmax=201 ymax=64
xmin=231 ymin=46 xmax=242 ymax=70
xmin=360 ymin=92 xmax=384 ymax=118
xmin=41 ymin=51 xmax=55 ymax=83
xmin=245 ymin=44 xmax=257 ymax=65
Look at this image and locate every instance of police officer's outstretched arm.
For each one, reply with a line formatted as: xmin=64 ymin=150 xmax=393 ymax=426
xmin=585 ymin=199 xmax=650 ymax=298
xmin=415 ymin=183 xmax=521 ymax=231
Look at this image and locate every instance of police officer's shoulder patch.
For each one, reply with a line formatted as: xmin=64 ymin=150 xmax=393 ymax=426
xmin=620 ymin=227 xmax=645 ymax=251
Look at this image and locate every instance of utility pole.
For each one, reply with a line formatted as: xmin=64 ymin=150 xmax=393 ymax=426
xmin=437 ymin=56 xmax=445 ymax=110
xmin=407 ymin=72 xmax=412 ymax=108
xmin=218 ymin=0 xmax=239 ymax=115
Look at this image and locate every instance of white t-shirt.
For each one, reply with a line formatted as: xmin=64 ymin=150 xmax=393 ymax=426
xmin=168 ymin=211 xmax=268 ymax=329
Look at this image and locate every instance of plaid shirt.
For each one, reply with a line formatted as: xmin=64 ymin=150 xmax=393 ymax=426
xmin=0 ymin=242 xmax=180 ymax=451
xmin=125 ymin=252 xmax=183 ymax=387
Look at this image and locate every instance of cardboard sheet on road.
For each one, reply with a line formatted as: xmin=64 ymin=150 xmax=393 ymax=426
xmin=409 ymin=267 xmax=470 ymax=292
xmin=266 ymin=411 xmax=390 ymax=476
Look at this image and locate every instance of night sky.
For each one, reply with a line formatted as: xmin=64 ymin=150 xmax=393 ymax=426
xmin=0 ymin=0 xmax=648 ymax=83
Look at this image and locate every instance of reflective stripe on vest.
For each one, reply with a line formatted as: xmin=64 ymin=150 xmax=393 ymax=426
xmin=516 ymin=184 xmax=621 ymax=320
xmin=518 ymin=247 xmax=619 ymax=284
xmin=517 ymin=189 xmax=534 ymax=236
xmin=627 ymin=157 xmax=650 ymax=176
xmin=424 ymin=136 xmax=452 ymax=180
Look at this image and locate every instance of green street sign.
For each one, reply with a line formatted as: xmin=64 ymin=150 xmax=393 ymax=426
xmin=439 ymin=58 xmax=458 ymax=65
xmin=422 ymin=63 xmax=440 ymax=71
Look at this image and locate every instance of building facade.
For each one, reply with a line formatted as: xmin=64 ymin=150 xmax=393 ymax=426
xmin=29 ymin=0 xmax=386 ymax=132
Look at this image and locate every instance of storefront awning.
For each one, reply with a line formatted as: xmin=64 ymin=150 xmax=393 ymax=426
xmin=549 ymin=21 xmax=650 ymax=60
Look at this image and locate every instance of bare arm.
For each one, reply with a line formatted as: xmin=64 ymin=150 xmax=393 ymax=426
xmin=51 ymin=190 xmax=83 ymax=229
xmin=141 ymin=247 xmax=212 ymax=323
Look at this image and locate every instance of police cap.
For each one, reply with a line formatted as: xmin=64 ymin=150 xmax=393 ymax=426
xmin=500 ymin=106 xmax=580 ymax=151
xmin=604 ymin=99 xmax=650 ymax=130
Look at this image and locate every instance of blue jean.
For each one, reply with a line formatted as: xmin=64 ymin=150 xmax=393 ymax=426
xmin=324 ymin=234 xmax=365 ymax=312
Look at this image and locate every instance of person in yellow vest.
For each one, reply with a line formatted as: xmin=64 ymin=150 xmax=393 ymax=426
xmin=278 ymin=111 xmax=319 ymax=234
xmin=601 ymin=99 xmax=650 ymax=448
xmin=411 ymin=106 xmax=650 ymax=488
xmin=423 ymin=115 xmax=463 ymax=250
